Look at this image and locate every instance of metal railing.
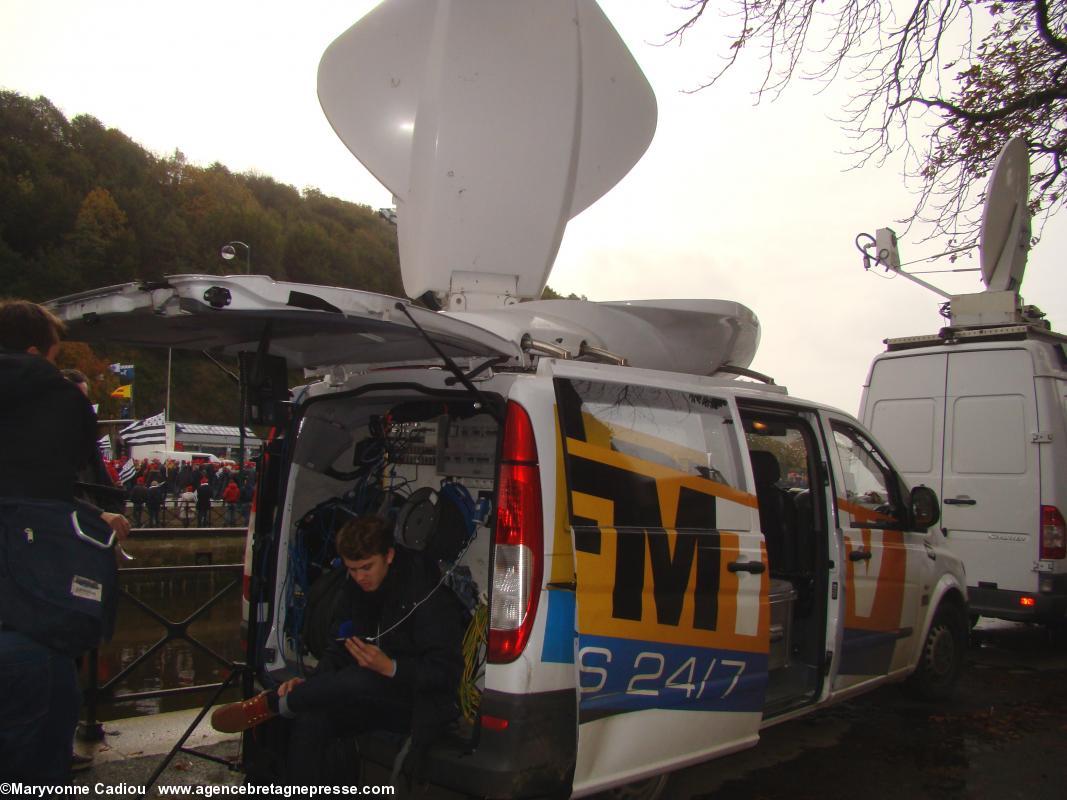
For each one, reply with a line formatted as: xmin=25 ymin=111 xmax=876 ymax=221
xmin=80 ymin=559 xmax=251 ymax=786
xmin=80 ymin=561 xmax=246 ymax=730
xmin=125 ymin=499 xmax=250 ymax=530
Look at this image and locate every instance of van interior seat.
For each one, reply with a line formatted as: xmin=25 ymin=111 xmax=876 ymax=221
xmin=749 ymin=450 xmax=798 ymax=576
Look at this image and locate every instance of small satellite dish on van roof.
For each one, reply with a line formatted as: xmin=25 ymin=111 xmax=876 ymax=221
xmin=979 ymin=137 xmax=1031 ymax=294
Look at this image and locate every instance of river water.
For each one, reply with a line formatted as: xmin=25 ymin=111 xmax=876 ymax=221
xmin=85 ymin=531 xmax=246 ymax=721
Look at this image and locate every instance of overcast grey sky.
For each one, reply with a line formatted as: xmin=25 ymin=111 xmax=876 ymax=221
xmin=1 ymin=0 xmax=1063 ymax=414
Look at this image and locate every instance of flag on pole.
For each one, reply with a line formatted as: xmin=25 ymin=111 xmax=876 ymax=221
xmin=109 ymin=363 xmax=135 ymax=380
xmin=120 ymin=411 xmax=167 ymax=446
xmin=118 ymin=459 xmax=137 ymax=485
xmin=97 ymin=434 xmax=112 ymax=461
xmin=110 ymin=384 xmax=133 ymax=400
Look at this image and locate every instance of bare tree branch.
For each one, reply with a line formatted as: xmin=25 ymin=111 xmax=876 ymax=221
xmin=662 ymin=0 xmax=1067 ymax=241
xmin=900 ymin=86 xmax=1067 ymax=122
xmin=1035 ymin=0 xmax=1067 ymax=55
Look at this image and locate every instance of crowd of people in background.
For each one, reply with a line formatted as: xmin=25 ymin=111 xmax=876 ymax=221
xmin=116 ymin=456 xmax=256 ymax=528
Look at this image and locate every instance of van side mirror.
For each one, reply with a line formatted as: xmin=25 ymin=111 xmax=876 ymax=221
xmin=910 ymin=485 xmax=940 ymax=530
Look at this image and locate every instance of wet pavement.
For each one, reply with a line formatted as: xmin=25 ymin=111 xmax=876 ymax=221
xmin=69 ymin=708 xmax=242 ymax=797
xmin=71 ymin=619 xmax=1067 ymax=798
xmin=671 ymin=618 xmax=1067 ymax=800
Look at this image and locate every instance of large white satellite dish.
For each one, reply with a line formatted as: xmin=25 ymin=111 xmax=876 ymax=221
xmin=979 ymin=137 xmax=1031 ymax=294
xmin=317 ymin=0 xmax=657 ymax=308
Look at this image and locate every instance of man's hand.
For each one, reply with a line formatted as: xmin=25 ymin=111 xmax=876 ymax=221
xmin=100 ymin=511 xmax=131 ymax=542
xmin=344 ymin=637 xmax=396 ymax=677
xmin=277 ymin=677 xmax=305 ymax=697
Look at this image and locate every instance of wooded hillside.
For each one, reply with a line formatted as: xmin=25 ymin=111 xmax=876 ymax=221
xmin=0 ymin=92 xmax=403 ymax=423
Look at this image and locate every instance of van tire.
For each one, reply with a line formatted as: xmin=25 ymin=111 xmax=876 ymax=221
xmin=906 ymin=600 xmax=968 ymax=701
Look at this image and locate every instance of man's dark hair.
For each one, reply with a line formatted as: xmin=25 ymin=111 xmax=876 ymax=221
xmin=336 ymin=516 xmax=394 ymax=561
xmin=0 ymin=299 xmax=66 ymax=353
xmin=61 ymin=368 xmax=89 ymax=386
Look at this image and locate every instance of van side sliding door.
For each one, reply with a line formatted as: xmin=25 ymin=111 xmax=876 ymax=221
xmin=553 ymin=377 xmax=768 ymax=794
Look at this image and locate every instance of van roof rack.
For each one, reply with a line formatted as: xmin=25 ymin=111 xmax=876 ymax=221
xmin=884 ymin=323 xmax=1067 ymax=352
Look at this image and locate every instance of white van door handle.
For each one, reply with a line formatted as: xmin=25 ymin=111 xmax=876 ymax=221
xmin=849 ymin=549 xmax=872 ymax=562
xmin=944 ymin=497 xmax=977 ymax=506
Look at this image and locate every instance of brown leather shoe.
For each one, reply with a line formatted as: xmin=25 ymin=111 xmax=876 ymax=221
xmin=210 ymin=692 xmax=276 ymax=733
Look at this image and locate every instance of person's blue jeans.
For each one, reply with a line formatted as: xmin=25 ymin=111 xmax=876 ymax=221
xmin=0 ymin=630 xmax=80 ymax=782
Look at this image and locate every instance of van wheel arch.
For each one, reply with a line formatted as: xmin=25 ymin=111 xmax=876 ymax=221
xmin=905 ymin=592 xmax=968 ymax=701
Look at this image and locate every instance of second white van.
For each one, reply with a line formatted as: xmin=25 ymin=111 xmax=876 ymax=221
xmin=861 ymin=323 xmax=1067 ymax=627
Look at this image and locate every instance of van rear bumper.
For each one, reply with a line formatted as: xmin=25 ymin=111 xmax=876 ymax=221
xmin=362 ymin=687 xmax=576 ymax=799
xmin=969 ymin=582 xmax=1067 ymax=624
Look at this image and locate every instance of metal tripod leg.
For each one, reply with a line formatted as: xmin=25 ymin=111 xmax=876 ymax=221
xmin=143 ymin=663 xmax=248 ymax=791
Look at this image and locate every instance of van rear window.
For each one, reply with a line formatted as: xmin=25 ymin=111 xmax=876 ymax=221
xmin=554 ymin=378 xmax=743 ymax=529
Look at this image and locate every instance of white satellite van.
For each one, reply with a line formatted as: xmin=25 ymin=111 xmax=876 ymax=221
xmin=48 ymin=2 xmax=967 ymax=796
xmin=859 ymin=139 xmax=1067 ymax=629
xmin=862 ymin=328 xmax=1067 ymax=626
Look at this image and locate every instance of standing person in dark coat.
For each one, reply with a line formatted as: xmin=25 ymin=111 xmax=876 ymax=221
xmin=239 ymin=477 xmax=255 ymax=525
xmin=145 ymin=481 xmax=163 ymax=527
xmin=60 ymin=367 xmax=125 ymax=773
xmin=176 ymin=462 xmax=194 ymax=497
xmin=129 ymin=477 xmax=148 ymax=527
xmin=145 ymin=461 xmax=163 ymax=488
xmin=196 ymin=478 xmax=213 ymax=527
xmin=161 ymin=460 xmax=176 ymax=513
xmin=215 ymin=465 xmax=231 ymax=499
xmin=0 ymin=300 xmax=130 ymax=783
xmin=211 ymin=516 xmax=465 ymax=784
xmin=61 ymin=368 xmax=127 ymax=520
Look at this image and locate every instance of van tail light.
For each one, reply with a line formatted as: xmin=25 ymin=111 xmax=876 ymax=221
xmin=1040 ymin=506 xmax=1066 ymax=560
xmin=480 ymin=715 xmax=509 ymax=731
xmin=487 ymin=401 xmax=543 ymax=664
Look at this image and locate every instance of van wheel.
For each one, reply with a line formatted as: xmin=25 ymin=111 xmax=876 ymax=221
xmin=906 ymin=601 xmax=967 ymax=701
xmin=591 ymin=774 xmax=669 ymax=800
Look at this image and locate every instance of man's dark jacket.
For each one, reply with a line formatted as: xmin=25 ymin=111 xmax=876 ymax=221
xmin=317 ymin=547 xmax=466 ymax=746
xmin=196 ymin=482 xmax=213 ymax=510
xmin=0 ymin=348 xmax=97 ymax=501
xmin=0 ymin=348 xmax=119 ymax=654
xmin=129 ymin=483 xmax=148 ymax=507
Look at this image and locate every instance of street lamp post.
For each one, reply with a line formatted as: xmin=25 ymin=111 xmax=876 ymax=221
xmin=220 ymin=240 xmax=251 ymax=477
xmin=220 ymin=240 xmax=251 ymax=274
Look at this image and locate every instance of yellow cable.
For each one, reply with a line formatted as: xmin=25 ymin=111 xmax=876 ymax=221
xmin=459 ymin=603 xmax=488 ymax=721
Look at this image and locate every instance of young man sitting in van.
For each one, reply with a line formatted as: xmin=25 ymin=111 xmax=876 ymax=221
xmin=211 ymin=515 xmax=465 ymax=783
